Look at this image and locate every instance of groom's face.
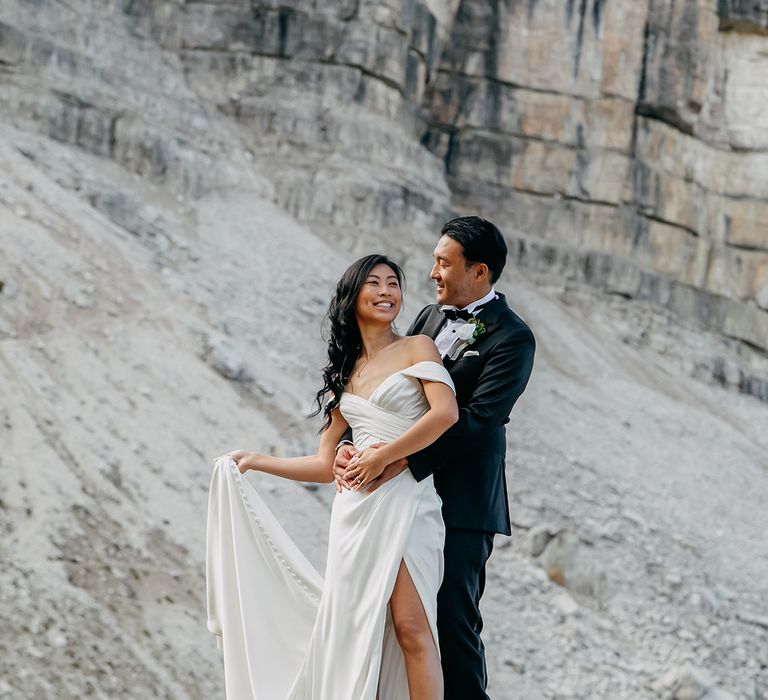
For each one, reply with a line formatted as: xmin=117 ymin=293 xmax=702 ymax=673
xmin=431 ymin=235 xmax=477 ymax=307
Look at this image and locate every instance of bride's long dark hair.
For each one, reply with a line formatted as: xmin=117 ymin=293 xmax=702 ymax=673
xmin=312 ymin=254 xmax=405 ymax=431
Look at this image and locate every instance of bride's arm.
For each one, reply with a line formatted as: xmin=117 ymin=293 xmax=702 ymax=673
xmin=232 ymin=407 xmax=349 ymax=483
xmin=345 ymin=337 xmax=458 ymax=488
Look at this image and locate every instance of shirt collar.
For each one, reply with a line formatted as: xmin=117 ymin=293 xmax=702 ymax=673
xmin=441 ymin=288 xmax=497 ymax=315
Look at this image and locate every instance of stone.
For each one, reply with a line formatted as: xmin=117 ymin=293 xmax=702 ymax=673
xmin=665 ymin=571 xmax=684 ymax=589
xmin=736 ymin=610 xmax=768 ymax=630
xmin=653 ymin=664 xmax=737 ymax=699
xmin=202 ymin=335 xmax=253 ymax=384
xmin=552 ymin=591 xmax=579 ymax=617
xmin=718 ymin=0 xmax=768 ymax=33
xmin=526 ymin=522 xmax=563 ymax=558
xmin=532 ymin=527 xmax=607 ymax=599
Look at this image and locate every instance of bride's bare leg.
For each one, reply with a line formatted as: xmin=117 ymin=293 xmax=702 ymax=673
xmin=390 ymin=560 xmax=443 ymax=699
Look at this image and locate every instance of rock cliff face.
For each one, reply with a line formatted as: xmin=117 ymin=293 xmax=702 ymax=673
xmin=171 ymin=0 xmax=454 ymax=247
xmin=2 ymin=1 xmax=766 ymax=353
xmin=1 ymin=2 xmax=768 ymax=699
xmin=424 ymin=0 xmax=768 ymax=352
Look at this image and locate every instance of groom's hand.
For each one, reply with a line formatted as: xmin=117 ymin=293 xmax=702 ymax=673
xmin=333 ymin=444 xmax=358 ymax=493
xmin=365 ymin=443 xmax=408 ymax=493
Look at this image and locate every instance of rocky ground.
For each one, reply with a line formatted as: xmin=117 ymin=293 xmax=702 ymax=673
xmin=1 ymin=121 xmax=767 ymax=699
xmin=482 ymin=281 xmax=768 ymax=699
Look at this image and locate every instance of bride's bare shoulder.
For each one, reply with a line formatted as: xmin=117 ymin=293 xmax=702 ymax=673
xmin=402 ymin=334 xmax=442 ymax=364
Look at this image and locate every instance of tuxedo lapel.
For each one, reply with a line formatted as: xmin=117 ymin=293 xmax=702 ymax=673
xmin=474 ymin=293 xmax=507 ymax=336
xmin=443 ymin=294 xmax=508 ymax=368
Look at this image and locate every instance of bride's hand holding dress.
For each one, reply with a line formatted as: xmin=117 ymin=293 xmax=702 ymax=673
xmin=207 ymin=358 xmax=457 ymax=699
xmin=207 ymin=256 xmax=458 ymax=699
xmin=223 ymin=407 xmax=350 ymax=481
xmin=223 ymin=450 xmax=258 ymax=474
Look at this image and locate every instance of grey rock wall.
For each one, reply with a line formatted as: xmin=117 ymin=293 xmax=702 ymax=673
xmin=424 ymin=0 xmax=768 ymax=352
xmin=718 ymin=0 xmax=768 ymax=32
xmin=167 ymin=0 xmax=454 ymax=246
xmin=1 ymin=0 xmax=766 ymax=351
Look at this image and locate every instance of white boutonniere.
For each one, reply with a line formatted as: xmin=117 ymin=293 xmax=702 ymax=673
xmin=447 ymin=317 xmax=486 ymax=360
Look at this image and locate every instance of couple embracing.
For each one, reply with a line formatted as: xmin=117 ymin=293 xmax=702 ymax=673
xmin=207 ymin=216 xmax=536 ymax=699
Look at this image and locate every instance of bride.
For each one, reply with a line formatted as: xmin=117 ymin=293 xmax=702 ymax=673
xmin=207 ymin=254 xmax=458 ymax=699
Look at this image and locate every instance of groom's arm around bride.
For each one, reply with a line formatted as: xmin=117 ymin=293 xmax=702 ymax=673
xmin=404 ymin=302 xmax=534 ymax=482
xmin=337 ymin=284 xmax=535 ymax=502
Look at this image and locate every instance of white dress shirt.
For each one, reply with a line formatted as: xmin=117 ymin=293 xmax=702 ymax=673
xmin=434 ymin=288 xmax=498 ymax=357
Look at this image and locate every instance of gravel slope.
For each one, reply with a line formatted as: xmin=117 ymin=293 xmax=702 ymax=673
xmin=1 ymin=127 xmax=767 ymax=699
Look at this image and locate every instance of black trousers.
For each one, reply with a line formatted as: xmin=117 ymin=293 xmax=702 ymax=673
xmin=438 ymin=527 xmax=495 ymax=700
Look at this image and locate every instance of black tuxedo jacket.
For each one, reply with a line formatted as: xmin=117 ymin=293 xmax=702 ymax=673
xmin=407 ymin=293 xmax=535 ymax=535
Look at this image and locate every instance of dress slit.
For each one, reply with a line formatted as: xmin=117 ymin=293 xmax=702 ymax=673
xmin=398 ymin=556 xmax=441 ymax=655
xmin=207 ymin=360 xmax=453 ymax=699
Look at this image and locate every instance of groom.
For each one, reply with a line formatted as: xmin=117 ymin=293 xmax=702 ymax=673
xmin=335 ymin=216 xmax=536 ymax=698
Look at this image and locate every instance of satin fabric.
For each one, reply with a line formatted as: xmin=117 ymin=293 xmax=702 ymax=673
xmin=207 ymin=361 xmax=454 ymax=699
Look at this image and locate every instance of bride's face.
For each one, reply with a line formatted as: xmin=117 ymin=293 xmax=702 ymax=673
xmin=354 ymin=263 xmax=402 ymax=325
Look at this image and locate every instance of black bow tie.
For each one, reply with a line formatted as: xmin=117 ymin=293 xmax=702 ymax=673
xmin=441 ymin=308 xmax=474 ymax=321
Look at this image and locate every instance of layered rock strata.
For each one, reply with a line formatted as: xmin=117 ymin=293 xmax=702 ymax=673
xmin=1 ymin=0 xmax=766 ymax=351
xmin=424 ymin=0 xmax=768 ymax=352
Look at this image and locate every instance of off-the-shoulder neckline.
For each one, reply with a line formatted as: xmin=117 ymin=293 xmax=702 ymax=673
xmin=342 ymin=360 xmax=447 ymax=403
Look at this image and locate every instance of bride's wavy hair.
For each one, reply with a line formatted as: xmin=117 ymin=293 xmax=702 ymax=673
xmin=312 ymin=254 xmax=405 ymax=431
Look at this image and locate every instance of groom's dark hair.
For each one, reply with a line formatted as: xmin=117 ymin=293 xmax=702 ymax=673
xmin=441 ymin=216 xmax=507 ymax=283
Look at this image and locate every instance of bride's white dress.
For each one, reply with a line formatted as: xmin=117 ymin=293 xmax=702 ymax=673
xmin=206 ymin=360 xmax=454 ymax=699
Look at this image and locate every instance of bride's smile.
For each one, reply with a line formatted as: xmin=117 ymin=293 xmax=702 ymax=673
xmin=355 ymin=263 xmax=402 ymax=323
